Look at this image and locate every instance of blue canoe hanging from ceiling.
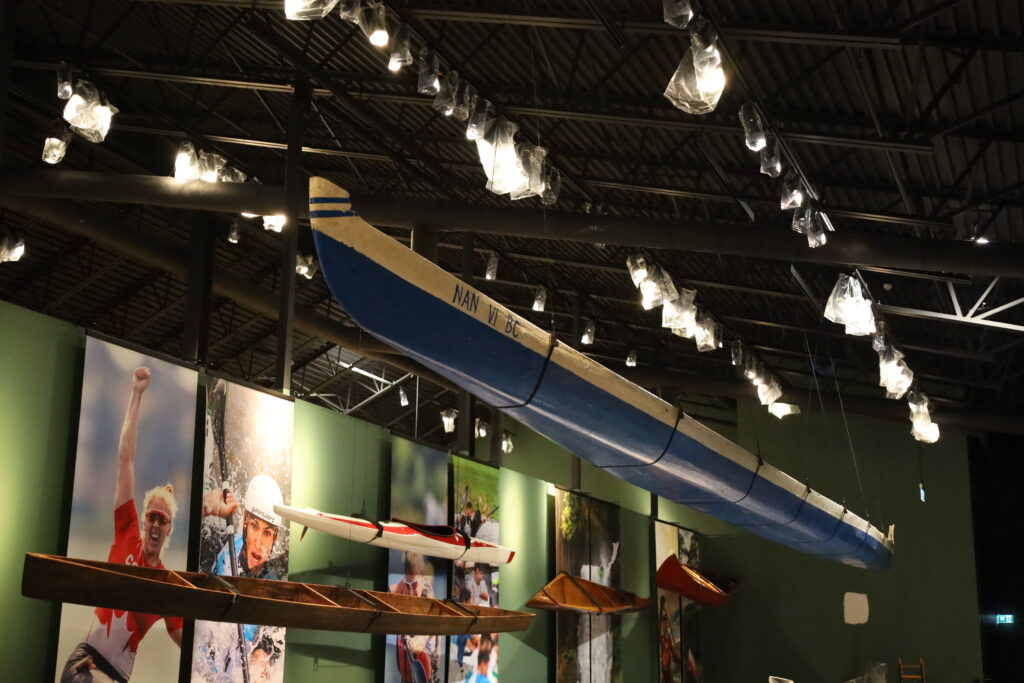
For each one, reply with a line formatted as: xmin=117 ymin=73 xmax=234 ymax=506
xmin=308 ymin=177 xmax=894 ymax=571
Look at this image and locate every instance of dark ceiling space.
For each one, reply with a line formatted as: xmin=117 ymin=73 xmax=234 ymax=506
xmin=2 ymin=0 xmax=1023 ymax=447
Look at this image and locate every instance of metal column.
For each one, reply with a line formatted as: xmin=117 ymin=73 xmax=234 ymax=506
xmin=275 ymin=82 xmax=310 ymax=393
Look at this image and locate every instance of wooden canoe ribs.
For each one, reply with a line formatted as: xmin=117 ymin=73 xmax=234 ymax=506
xmin=21 ymin=554 xmax=533 ymax=635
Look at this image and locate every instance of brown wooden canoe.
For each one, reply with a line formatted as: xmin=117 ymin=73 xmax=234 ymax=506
xmin=525 ymin=571 xmax=650 ymax=614
xmin=655 ymin=556 xmax=729 ymax=606
xmin=21 ymin=553 xmax=533 ymax=635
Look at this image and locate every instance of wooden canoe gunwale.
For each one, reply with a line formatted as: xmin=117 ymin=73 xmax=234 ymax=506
xmin=21 ymin=554 xmax=532 ymax=635
xmin=526 ymin=571 xmax=650 ymax=615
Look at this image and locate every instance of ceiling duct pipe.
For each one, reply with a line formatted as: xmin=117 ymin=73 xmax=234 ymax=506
xmin=2 ymin=189 xmax=1021 ymax=436
xmin=3 ymin=170 xmax=1022 ymax=278
xmin=0 ymin=193 xmax=454 ymax=390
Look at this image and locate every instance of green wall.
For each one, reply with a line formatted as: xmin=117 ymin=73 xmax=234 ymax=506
xmin=1 ymin=302 xmax=83 ymax=681
xmin=1 ymin=298 xmax=985 ymax=681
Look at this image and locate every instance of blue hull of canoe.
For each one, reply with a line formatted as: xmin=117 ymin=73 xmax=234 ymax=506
xmin=311 ymin=196 xmax=891 ymax=571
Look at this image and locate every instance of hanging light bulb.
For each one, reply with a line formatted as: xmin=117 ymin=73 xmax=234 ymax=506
xmin=398 ymin=385 xmax=410 ymax=407
xmin=56 ymin=62 xmax=73 ymax=100
xmin=541 ymin=165 xmax=562 ymax=206
xmin=285 ymin=0 xmax=339 ymax=20
xmin=510 ymin=144 xmax=548 ymax=201
xmin=626 ymin=349 xmax=638 ymax=367
xmin=501 ymin=431 xmax=514 ymax=454
xmin=908 ymin=390 xmax=939 ymax=444
xmin=475 ymin=418 xmax=489 ymax=439
xmin=738 ymin=102 xmax=766 ymax=151
xmin=42 ymin=120 xmax=72 ymax=165
xmin=532 ymin=285 xmax=547 ymax=312
xmin=295 ymin=253 xmax=317 ymax=279
xmin=664 ymin=18 xmax=725 ymax=115
xmin=441 ymin=408 xmax=458 ymax=434
xmin=768 ymin=402 xmax=801 ymax=419
xmin=626 ymin=254 xmax=649 ymax=287
xmin=466 ymin=99 xmax=494 ymax=141
xmin=62 ymin=80 xmax=117 ymax=143
xmin=360 ymin=2 xmax=389 ymax=47
xmin=227 ymin=221 xmax=242 ymax=245
xmin=174 ymin=141 xmax=201 ymax=182
xmin=388 ymin=24 xmax=413 ymax=71
xmin=878 ymin=347 xmax=914 ymax=399
xmin=433 ymin=71 xmax=459 ymax=116
xmin=0 ymin=231 xmax=26 ymax=263
xmin=760 ymin=132 xmax=782 ymax=178
xmin=824 ymin=273 xmax=876 ymax=336
xmin=694 ymin=310 xmax=720 ymax=352
xmin=780 ymin=171 xmax=805 ymax=210
xmin=662 ymin=0 xmax=693 ymax=28
xmin=198 ymin=150 xmax=226 ymax=182
xmin=338 ymin=0 xmax=361 ymax=21
xmin=757 ymin=376 xmax=783 ymax=406
xmin=476 ymin=118 xmax=530 ymax=196
xmin=581 ymin=319 xmax=596 ymax=345
xmin=484 ymin=251 xmax=499 ymax=280
xmin=453 ymin=87 xmax=473 ymax=122
xmin=730 ymin=340 xmax=745 ymax=367
xmin=263 ymin=215 xmax=286 ymax=232
xmin=417 ymin=48 xmax=440 ymax=95
xmin=639 ymin=264 xmax=678 ymax=310
xmin=662 ymin=289 xmax=696 ymax=332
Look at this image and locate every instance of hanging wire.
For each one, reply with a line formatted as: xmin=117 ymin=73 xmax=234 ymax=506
xmin=826 ymin=347 xmax=871 ymax=521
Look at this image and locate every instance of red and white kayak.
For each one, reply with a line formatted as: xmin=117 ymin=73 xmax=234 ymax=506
xmin=275 ymin=504 xmax=516 ymax=565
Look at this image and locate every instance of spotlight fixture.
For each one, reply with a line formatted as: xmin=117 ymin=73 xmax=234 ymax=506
xmin=440 ymin=408 xmax=458 ymax=434
xmin=626 ymin=349 xmax=638 ymax=367
xmin=780 ymin=171 xmax=804 ymax=210
xmin=284 ymin=0 xmax=339 ymax=20
xmin=662 ymin=0 xmax=693 ymax=28
xmin=475 ymin=418 xmax=489 ymax=439
xmin=227 ymin=222 xmax=242 ymax=245
xmin=388 ymin=24 xmax=413 ymax=71
xmin=56 ymin=62 xmax=73 ymax=100
xmin=62 ymin=80 xmax=117 ymax=143
xmin=484 ymin=251 xmax=499 ymax=281
xmin=263 ymin=215 xmax=286 ymax=232
xmin=580 ymin=319 xmax=596 ymax=345
xmin=664 ymin=18 xmax=726 ymax=115
xmin=295 ymin=253 xmax=317 ymax=279
xmin=532 ymin=285 xmax=547 ymax=312
xmin=360 ymin=2 xmax=389 ymax=47
xmin=500 ymin=431 xmax=514 ymax=454
xmin=398 ymin=385 xmax=409 ymax=407
xmin=738 ymin=102 xmax=766 ymax=151
xmin=0 ymin=231 xmax=26 ymax=263
xmin=42 ymin=120 xmax=71 ymax=165
xmin=767 ymin=403 xmax=801 ymax=419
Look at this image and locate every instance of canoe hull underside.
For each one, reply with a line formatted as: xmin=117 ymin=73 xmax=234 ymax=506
xmin=309 ymin=179 xmax=893 ymax=571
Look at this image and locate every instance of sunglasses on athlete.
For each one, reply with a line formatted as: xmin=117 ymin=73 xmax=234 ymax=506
xmin=145 ymin=510 xmax=172 ymax=526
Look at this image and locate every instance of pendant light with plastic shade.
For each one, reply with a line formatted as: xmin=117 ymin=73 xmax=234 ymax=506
xmin=285 ymin=0 xmax=339 ymax=20
xmin=42 ymin=120 xmax=72 ymax=165
xmin=388 ymin=24 xmax=413 ymax=71
xmin=664 ymin=18 xmax=726 ymax=115
xmin=359 ymin=1 xmax=389 ymax=46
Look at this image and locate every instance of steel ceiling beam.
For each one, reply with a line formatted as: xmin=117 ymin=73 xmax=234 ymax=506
xmin=4 ymin=171 xmax=1023 ymax=278
xmin=133 ymin=1 xmax=1024 ymax=52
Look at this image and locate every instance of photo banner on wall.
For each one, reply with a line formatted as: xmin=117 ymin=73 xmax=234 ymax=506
xmin=654 ymin=520 xmax=704 ymax=683
xmin=54 ymin=336 xmax=198 ymax=683
xmin=448 ymin=458 xmax=501 ymax=682
xmin=385 ymin=437 xmax=449 ymax=683
xmin=191 ymin=377 xmax=293 ymax=683
xmin=554 ymin=490 xmax=622 ymax=683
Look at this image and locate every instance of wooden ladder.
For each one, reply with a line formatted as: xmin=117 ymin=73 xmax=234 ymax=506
xmin=897 ymin=657 xmax=927 ymax=681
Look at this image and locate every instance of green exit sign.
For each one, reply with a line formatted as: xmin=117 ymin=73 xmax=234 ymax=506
xmin=996 ymin=614 xmax=1014 ymax=624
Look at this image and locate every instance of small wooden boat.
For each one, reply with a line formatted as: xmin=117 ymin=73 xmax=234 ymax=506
xmin=21 ymin=554 xmax=533 ymax=635
xmin=655 ymin=556 xmax=729 ymax=606
xmin=308 ymin=177 xmax=893 ymax=571
xmin=526 ymin=572 xmax=650 ymax=615
xmin=275 ymin=504 xmax=515 ymax=565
